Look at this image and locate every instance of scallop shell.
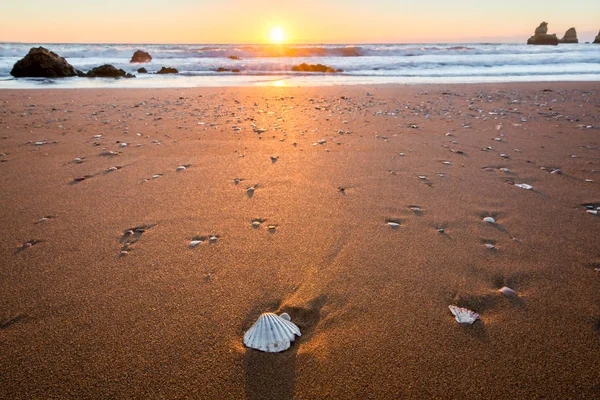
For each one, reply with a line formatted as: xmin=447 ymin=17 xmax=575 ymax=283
xmin=448 ymin=305 xmax=480 ymax=324
xmin=243 ymin=313 xmax=301 ymax=353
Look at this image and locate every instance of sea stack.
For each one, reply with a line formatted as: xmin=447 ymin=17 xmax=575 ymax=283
xmin=594 ymin=30 xmax=600 ymax=44
xmin=10 ymin=47 xmax=77 ymax=78
xmin=558 ymin=28 xmax=578 ymax=43
xmin=130 ymin=50 xmax=152 ymax=63
xmin=527 ymin=22 xmax=559 ymax=45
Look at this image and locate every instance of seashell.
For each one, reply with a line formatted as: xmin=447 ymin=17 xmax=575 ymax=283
xmin=484 ymin=243 xmax=495 ymax=250
xmin=550 ymin=169 xmax=562 ymax=175
xmin=500 ymin=168 xmax=509 ymax=173
xmin=247 ymin=187 xmax=255 ymax=193
xmin=498 ymin=286 xmax=518 ymax=297
xmin=243 ymin=312 xmax=301 ymax=352
xmin=448 ymin=305 xmax=480 ymax=324
xmin=120 ymin=143 xmax=127 ymax=147
xmin=418 ymin=176 xmax=427 ymax=180
xmin=176 ymin=166 xmax=186 ymax=171
xmin=387 ymin=222 xmax=400 ymax=228
xmin=120 ymin=250 xmax=128 ymax=256
xmin=209 ymin=236 xmax=218 ymax=242
xmin=483 ymin=217 xmax=496 ymax=224
xmin=514 ymin=183 xmax=533 ymax=190
xmin=500 ymin=153 xmax=508 ymax=158
xmin=189 ymin=240 xmax=202 ymax=248
xmin=586 ymin=210 xmax=598 ymax=215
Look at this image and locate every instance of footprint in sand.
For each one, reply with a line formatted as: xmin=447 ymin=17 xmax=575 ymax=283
xmin=15 ymin=239 xmax=42 ymax=254
xmin=189 ymin=234 xmax=220 ymax=248
xmin=119 ymin=224 xmax=156 ymax=256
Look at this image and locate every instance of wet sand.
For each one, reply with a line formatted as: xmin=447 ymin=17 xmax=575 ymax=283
xmin=1 ymin=82 xmax=599 ymax=399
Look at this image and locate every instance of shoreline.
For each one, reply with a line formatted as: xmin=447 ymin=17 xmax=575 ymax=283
xmin=1 ymin=77 xmax=600 ymax=91
xmin=1 ymin=82 xmax=599 ymax=399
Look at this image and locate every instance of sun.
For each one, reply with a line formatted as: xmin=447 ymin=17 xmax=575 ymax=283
xmin=269 ymin=27 xmax=285 ymax=44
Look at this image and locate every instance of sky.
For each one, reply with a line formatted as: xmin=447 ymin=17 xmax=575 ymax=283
xmin=1 ymin=0 xmax=599 ymax=44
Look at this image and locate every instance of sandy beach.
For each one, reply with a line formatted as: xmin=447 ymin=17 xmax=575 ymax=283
xmin=1 ymin=82 xmax=599 ymax=399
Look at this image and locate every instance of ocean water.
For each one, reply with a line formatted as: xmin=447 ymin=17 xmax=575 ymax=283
xmin=1 ymin=43 xmax=599 ymax=88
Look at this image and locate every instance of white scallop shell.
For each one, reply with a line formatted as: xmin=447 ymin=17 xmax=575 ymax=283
xmin=448 ymin=305 xmax=480 ymax=324
xmin=244 ymin=313 xmax=301 ymax=353
xmin=483 ymin=217 xmax=496 ymax=224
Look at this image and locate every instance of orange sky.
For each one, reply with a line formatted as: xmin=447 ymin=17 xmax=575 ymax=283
xmin=1 ymin=0 xmax=599 ymax=43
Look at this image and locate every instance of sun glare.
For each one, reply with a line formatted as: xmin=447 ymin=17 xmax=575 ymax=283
xmin=269 ymin=27 xmax=285 ymax=44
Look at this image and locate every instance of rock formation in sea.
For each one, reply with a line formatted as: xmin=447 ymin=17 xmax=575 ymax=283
xmin=130 ymin=50 xmax=152 ymax=63
xmin=594 ymin=31 xmax=600 ymax=44
xmin=559 ymin=28 xmax=578 ymax=43
xmin=85 ymin=65 xmax=135 ymax=78
xmin=156 ymin=67 xmax=179 ymax=74
xmin=291 ymin=63 xmax=342 ymax=73
xmin=10 ymin=47 xmax=77 ymax=78
xmin=527 ymin=22 xmax=559 ymax=45
xmin=137 ymin=68 xmax=148 ymax=73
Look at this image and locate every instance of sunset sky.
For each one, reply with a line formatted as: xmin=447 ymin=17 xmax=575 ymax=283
xmin=1 ymin=0 xmax=599 ymax=43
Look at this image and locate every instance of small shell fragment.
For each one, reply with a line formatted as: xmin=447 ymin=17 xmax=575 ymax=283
xmin=176 ymin=166 xmax=186 ymax=171
xmin=189 ymin=240 xmax=202 ymax=248
xmin=514 ymin=183 xmax=533 ymax=190
xmin=387 ymin=222 xmax=400 ymax=228
xmin=483 ymin=217 xmax=496 ymax=224
xmin=448 ymin=305 xmax=480 ymax=324
xmin=498 ymin=287 xmax=518 ymax=297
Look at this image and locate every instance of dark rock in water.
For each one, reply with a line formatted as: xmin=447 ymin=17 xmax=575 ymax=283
xmin=559 ymin=27 xmax=578 ymax=43
xmin=156 ymin=67 xmax=178 ymax=74
xmin=527 ymin=22 xmax=558 ymax=45
xmin=291 ymin=63 xmax=342 ymax=73
xmin=216 ymin=67 xmax=231 ymax=72
xmin=10 ymin=47 xmax=77 ymax=78
xmin=228 ymin=55 xmax=241 ymax=60
xmin=85 ymin=65 xmax=135 ymax=78
xmin=527 ymin=34 xmax=559 ymax=45
xmin=232 ymin=69 xmax=240 ymax=73
xmin=594 ymin=30 xmax=600 ymax=44
xmin=130 ymin=50 xmax=152 ymax=63
xmin=76 ymin=70 xmax=86 ymax=77
xmin=137 ymin=67 xmax=148 ymax=73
